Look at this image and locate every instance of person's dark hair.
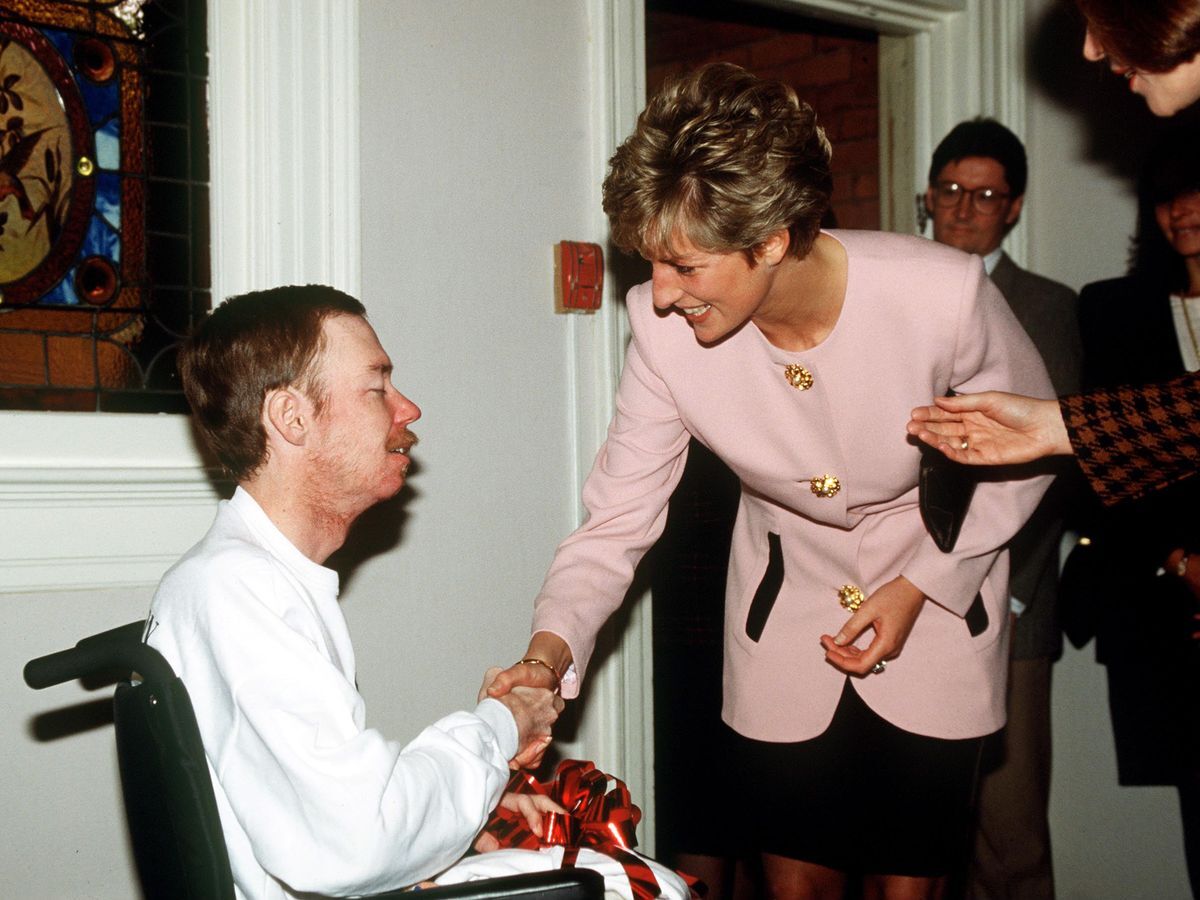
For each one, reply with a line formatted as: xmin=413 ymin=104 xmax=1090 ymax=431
xmin=927 ymin=117 xmax=1027 ymax=196
xmin=1076 ymin=0 xmax=1200 ymax=73
xmin=1128 ymin=125 xmax=1200 ymax=292
xmin=602 ymin=62 xmax=833 ymax=262
xmin=180 ymin=284 xmax=367 ymax=481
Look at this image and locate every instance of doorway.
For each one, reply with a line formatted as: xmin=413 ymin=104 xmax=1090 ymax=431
xmin=641 ymin=1 xmax=882 ymax=889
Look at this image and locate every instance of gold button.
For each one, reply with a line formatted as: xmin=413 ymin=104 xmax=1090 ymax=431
xmin=784 ymin=364 xmax=814 ymax=390
xmin=76 ymin=156 xmax=94 ymax=176
xmin=838 ymin=585 xmax=865 ymax=612
xmin=810 ymin=474 xmax=840 ymax=498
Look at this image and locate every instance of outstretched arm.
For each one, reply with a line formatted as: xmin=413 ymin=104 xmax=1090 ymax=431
xmin=907 ymin=391 xmax=1072 ymax=465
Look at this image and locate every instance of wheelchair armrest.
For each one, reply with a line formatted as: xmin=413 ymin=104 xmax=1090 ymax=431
xmin=24 ymin=619 xmax=175 ymax=690
xmin=369 ymin=869 xmax=605 ymax=900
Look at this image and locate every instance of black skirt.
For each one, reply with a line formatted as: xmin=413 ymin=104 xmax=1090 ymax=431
xmin=732 ymin=680 xmax=985 ymax=877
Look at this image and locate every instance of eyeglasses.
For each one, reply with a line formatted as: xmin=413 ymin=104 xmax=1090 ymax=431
xmin=930 ymin=182 xmax=1011 ymax=216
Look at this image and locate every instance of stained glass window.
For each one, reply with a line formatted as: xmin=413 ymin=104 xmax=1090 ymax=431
xmin=0 ymin=0 xmax=208 ymax=413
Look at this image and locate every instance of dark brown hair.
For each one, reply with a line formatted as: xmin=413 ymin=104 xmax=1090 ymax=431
xmin=602 ymin=62 xmax=832 ymax=262
xmin=1128 ymin=124 xmax=1200 ymax=292
xmin=180 ymin=284 xmax=366 ymax=481
xmin=1076 ymin=0 xmax=1200 ymax=72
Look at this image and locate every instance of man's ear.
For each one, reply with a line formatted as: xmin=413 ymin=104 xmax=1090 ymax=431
xmin=1004 ymin=194 xmax=1025 ymax=228
xmin=263 ymin=386 xmax=310 ymax=448
xmin=923 ymin=186 xmax=936 ymax=217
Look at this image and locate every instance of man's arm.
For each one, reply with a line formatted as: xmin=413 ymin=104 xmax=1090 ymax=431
xmin=149 ymin=564 xmax=552 ymax=896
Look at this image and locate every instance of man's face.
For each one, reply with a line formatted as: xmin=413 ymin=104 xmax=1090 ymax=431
xmin=302 ymin=314 xmax=421 ymax=520
xmin=926 ymin=156 xmax=1023 ymax=257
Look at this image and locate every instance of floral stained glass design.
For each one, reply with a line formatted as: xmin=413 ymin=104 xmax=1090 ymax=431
xmin=0 ymin=0 xmax=208 ymax=412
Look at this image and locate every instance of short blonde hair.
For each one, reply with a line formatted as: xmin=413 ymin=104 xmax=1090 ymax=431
xmin=602 ymin=63 xmax=833 ymax=261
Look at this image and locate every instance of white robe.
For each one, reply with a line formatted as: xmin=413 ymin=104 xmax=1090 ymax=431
xmin=147 ymin=488 xmax=517 ymax=899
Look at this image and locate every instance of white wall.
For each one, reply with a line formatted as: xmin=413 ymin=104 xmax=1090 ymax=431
xmin=4 ymin=587 xmax=153 ymax=897
xmin=351 ymin=0 xmax=607 ymax=745
xmin=1023 ymin=0 xmax=1191 ymax=896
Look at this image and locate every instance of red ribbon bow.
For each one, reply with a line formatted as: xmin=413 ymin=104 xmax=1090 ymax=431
xmin=482 ymin=759 xmax=699 ymax=899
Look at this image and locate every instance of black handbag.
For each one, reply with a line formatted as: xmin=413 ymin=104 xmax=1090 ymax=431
xmin=918 ymin=393 xmax=978 ymax=552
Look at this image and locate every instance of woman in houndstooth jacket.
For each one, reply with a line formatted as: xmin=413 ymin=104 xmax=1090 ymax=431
xmin=908 ymin=0 xmax=1200 ymax=506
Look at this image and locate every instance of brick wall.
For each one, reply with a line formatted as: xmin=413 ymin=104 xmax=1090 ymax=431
xmin=646 ymin=10 xmax=880 ymax=230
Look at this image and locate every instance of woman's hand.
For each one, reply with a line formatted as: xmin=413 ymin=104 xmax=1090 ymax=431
xmin=486 ymin=633 xmax=572 ymax=699
xmin=907 ymin=392 xmax=1072 ymax=465
xmin=1164 ymin=549 xmax=1200 ymax=641
xmin=473 ymin=792 xmax=567 ymax=853
xmin=819 ymin=576 xmax=926 ymax=676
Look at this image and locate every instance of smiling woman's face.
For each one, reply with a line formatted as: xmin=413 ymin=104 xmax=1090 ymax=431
xmin=1083 ymin=26 xmax=1200 ymax=116
xmin=1156 ymin=190 xmax=1200 ymax=260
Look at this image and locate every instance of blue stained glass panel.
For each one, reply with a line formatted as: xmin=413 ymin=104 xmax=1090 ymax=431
xmin=79 ymin=79 xmax=118 ymax=126
xmin=96 ymin=172 xmax=120 ymax=229
xmin=95 ymin=120 xmax=119 ymax=169
xmin=83 ymin=214 xmax=120 ymax=262
xmin=43 ymin=272 xmax=79 ymax=305
xmin=43 ymin=26 xmax=72 ymax=60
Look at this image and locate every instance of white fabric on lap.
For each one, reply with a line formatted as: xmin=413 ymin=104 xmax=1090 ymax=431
xmin=435 ymin=847 xmax=689 ymax=900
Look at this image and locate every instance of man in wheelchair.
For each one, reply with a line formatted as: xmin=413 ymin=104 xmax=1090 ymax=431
xmin=144 ymin=285 xmax=564 ymax=899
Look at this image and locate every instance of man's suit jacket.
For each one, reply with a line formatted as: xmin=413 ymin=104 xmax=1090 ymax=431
xmin=989 ymin=253 xmax=1082 ymax=660
xmin=532 ymin=231 xmax=1054 ymax=743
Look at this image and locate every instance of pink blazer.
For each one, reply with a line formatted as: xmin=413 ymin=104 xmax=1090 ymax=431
xmin=532 ymin=231 xmax=1055 ymax=741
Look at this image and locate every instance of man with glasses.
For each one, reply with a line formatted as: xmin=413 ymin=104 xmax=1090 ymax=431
xmin=924 ymin=118 xmax=1081 ymax=900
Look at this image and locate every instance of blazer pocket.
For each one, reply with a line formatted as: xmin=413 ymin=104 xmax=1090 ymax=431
xmin=744 ymin=532 xmax=784 ymax=643
xmin=964 ymin=592 xmax=989 ymax=637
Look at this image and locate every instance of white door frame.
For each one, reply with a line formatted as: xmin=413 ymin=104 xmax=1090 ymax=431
xmin=577 ymin=0 xmax=1027 ymax=852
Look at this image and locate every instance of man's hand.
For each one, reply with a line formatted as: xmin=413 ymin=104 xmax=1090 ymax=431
xmin=481 ymin=667 xmax=563 ymax=770
xmin=907 ymin=392 xmax=1071 ymax=465
xmin=473 ymin=792 xmax=566 ymax=853
xmin=819 ymin=576 xmax=926 ymax=676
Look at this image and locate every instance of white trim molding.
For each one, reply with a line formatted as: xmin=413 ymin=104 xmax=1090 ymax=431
xmin=0 ymin=0 xmax=360 ymax=594
xmin=559 ymin=0 xmax=652 ymax=847
xmin=209 ymin=0 xmax=361 ymax=297
xmin=0 ymin=412 xmax=227 ymax=592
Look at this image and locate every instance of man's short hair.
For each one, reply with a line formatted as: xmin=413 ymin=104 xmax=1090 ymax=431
xmin=928 ymin=118 xmax=1027 ymax=197
xmin=602 ymin=62 xmax=833 ymax=262
xmin=180 ymin=284 xmax=366 ymax=481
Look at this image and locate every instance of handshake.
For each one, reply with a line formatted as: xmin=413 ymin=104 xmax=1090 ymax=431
xmin=480 ymin=656 xmax=566 ymax=771
xmin=475 ymin=658 xmax=570 ymax=852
